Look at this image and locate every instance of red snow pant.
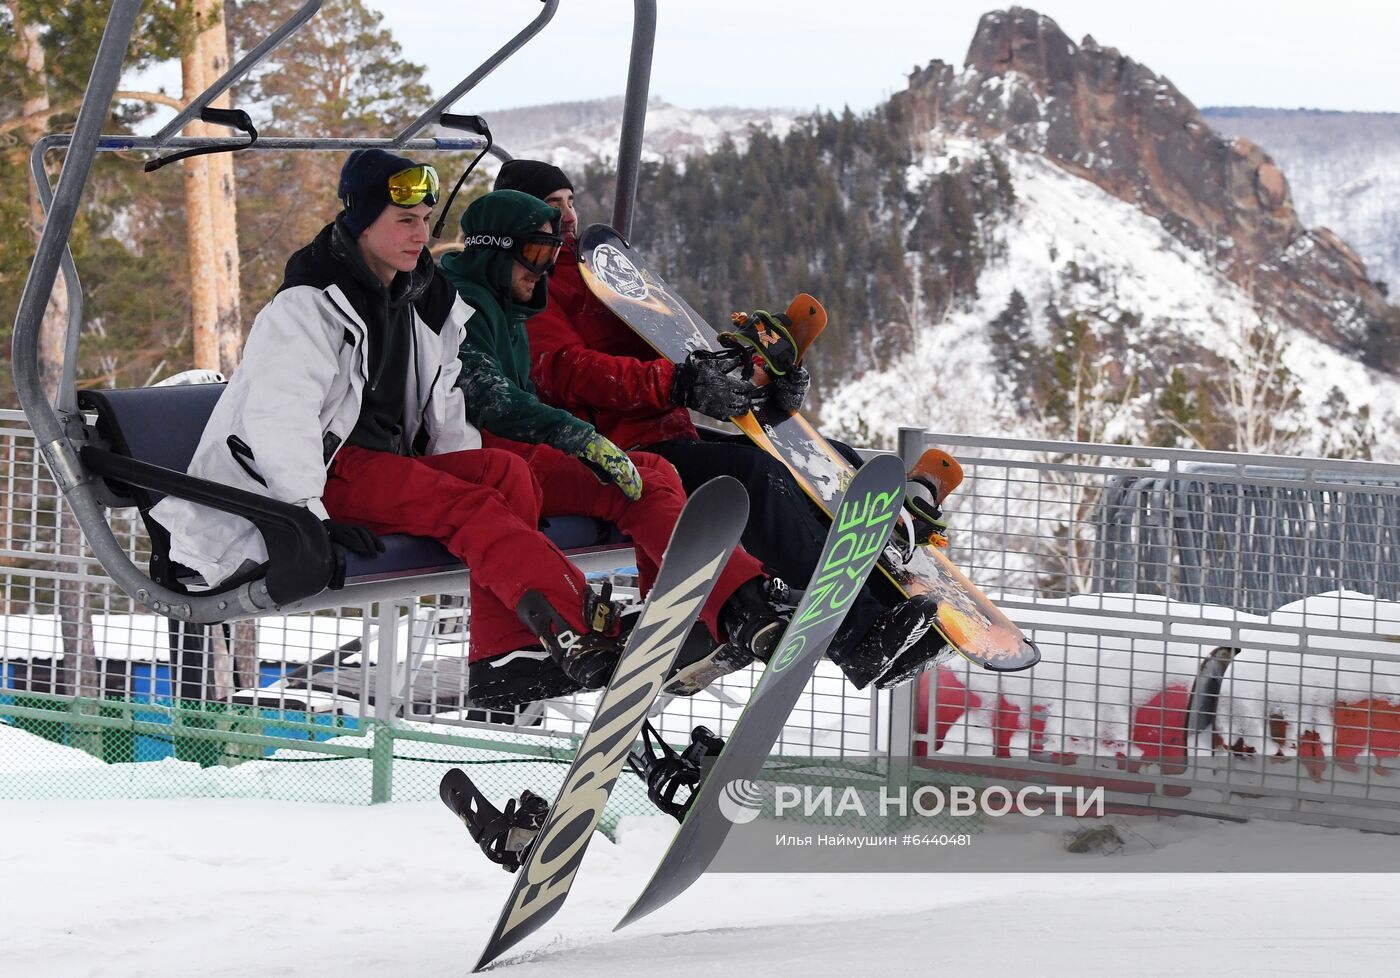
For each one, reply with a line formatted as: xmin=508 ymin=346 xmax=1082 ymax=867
xmin=321 ymin=445 xmax=591 ymax=661
xmin=487 ymin=436 xmax=766 ymax=642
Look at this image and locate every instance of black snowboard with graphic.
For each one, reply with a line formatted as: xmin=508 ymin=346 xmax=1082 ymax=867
xmin=466 ymin=476 xmax=750 ymax=971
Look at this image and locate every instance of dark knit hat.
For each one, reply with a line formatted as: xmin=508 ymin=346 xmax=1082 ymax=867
xmin=493 ymin=159 xmax=573 ymax=201
xmin=337 ymin=148 xmax=422 ymax=238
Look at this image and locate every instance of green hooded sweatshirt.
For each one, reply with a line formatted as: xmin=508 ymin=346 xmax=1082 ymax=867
xmin=438 ymin=189 xmax=595 ymax=453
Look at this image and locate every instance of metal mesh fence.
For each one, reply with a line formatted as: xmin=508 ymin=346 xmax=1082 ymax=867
xmin=897 ymin=430 xmax=1400 ymax=832
xmin=0 ymin=410 xmax=882 ymax=829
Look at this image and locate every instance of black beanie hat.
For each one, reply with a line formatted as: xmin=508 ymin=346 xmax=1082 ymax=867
xmin=493 ymin=159 xmax=573 ymax=201
xmin=337 ymin=148 xmax=422 ymax=238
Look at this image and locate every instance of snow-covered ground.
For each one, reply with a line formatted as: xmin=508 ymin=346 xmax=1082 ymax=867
xmin=4 ymin=790 xmax=1400 ymax=977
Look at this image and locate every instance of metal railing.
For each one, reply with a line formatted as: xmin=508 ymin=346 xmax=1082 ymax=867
xmin=892 ymin=428 xmax=1400 ymax=833
xmin=7 ymin=411 xmax=1400 ymax=832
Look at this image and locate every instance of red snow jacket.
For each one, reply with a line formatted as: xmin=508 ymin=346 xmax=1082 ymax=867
xmin=528 ymin=244 xmax=700 ymax=451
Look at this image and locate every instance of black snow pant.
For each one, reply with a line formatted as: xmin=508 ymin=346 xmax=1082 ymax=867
xmin=645 ymin=433 xmax=903 ymax=670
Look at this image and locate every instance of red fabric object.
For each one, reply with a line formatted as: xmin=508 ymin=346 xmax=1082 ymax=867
xmin=529 ymin=246 xmax=699 ymax=451
xmin=1130 ymin=686 xmax=1191 ymax=763
xmin=322 ymin=445 xmax=591 ymax=662
xmin=486 ymin=434 xmax=765 ymax=640
xmin=914 ymin=668 xmax=1189 ymax=768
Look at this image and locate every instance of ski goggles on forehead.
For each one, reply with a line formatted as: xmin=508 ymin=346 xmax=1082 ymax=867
xmin=514 ymin=231 xmax=563 ymax=274
xmin=387 ymin=164 xmax=440 ymax=207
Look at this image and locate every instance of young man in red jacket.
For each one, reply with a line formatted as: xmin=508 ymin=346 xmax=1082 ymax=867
xmin=498 ymin=160 xmax=949 ymax=689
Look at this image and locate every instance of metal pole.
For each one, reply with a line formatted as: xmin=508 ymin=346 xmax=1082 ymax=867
xmin=150 ymin=0 xmax=323 ymax=146
xmin=884 ymin=428 xmax=925 ymax=783
xmin=12 ymin=0 xmax=140 ymax=443
xmin=612 ymin=0 xmax=657 ymax=238
xmin=28 ymin=138 xmax=85 ymax=415
xmin=391 ymin=0 xmax=561 ymax=146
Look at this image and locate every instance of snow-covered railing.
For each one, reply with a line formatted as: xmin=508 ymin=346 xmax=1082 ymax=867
xmin=892 ymin=427 xmax=1400 ymax=833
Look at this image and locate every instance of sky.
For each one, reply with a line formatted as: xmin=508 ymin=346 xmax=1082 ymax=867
xmin=363 ymin=0 xmax=1400 ymax=115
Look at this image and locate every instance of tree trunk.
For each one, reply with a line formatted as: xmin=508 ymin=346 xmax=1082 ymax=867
xmin=181 ymin=2 xmax=221 ymax=372
xmin=200 ymin=3 xmax=244 ymax=375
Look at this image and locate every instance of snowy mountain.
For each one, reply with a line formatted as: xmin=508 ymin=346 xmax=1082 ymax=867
xmin=820 ymin=8 xmax=1400 ymax=457
xmin=472 ymin=9 xmax=1400 ymax=461
xmin=478 ymin=96 xmax=799 ymax=175
xmin=1204 ymin=108 xmax=1400 ymax=295
xmin=820 ymin=135 xmax=1400 ymax=458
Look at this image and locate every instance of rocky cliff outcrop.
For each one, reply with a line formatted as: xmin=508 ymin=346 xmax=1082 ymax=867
xmin=888 ymin=7 xmax=1389 ymax=354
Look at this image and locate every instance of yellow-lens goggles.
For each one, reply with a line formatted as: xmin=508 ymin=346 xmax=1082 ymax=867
xmin=387 ymin=165 xmax=440 ymax=207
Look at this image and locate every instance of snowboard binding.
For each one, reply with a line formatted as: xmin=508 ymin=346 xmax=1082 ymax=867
xmin=627 ymin=721 xmax=726 ymax=821
xmin=440 ymin=769 xmax=550 ymax=873
xmin=892 ymin=449 xmax=965 ymax=562
xmin=718 ymin=309 xmax=800 ymax=382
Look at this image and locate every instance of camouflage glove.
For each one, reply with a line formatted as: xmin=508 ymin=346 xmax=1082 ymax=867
xmin=574 ymin=433 xmax=643 ymax=501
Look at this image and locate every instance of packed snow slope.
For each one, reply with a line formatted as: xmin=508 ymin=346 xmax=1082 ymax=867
xmin=4 ymin=790 xmax=1400 ymax=978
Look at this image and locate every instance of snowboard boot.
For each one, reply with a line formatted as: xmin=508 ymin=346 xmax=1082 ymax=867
xmin=467 ymin=646 xmax=581 ymax=713
xmin=515 ymin=582 xmax=627 ymax=689
xmin=720 ymin=575 xmax=791 ymax=662
xmin=662 ymin=577 xmax=791 ymax=697
xmin=663 ymin=621 xmax=756 ymax=696
xmin=872 ymin=629 xmax=955 ymax=689
xmin=832 ymin=593 xmax=948 ymax=690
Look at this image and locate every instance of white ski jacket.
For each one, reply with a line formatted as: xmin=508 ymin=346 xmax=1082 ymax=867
xmin=151 ymin=242 xmax=480 ymax=588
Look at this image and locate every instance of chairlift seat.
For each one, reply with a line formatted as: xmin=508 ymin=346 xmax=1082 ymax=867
xmin=77 ymin=383 xmax=624 ymax=593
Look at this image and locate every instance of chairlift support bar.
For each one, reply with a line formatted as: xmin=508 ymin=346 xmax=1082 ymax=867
xmin=613 ymin=0 xmax=657 ymax=239
xmin=392 ymin=0 xmax=561 ymax=147
xmin=150 ymin=0 xmax=323 ymax=147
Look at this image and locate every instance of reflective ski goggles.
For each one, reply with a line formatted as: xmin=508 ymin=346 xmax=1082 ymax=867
xmin=386 ymin=164 xmax=440 ymax=207
xmin=514 ymin=231 xmax=563 ymax=275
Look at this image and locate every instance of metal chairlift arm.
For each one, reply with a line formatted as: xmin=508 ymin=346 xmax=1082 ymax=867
xmin=79 ymin=446 xmax=336 ymax=607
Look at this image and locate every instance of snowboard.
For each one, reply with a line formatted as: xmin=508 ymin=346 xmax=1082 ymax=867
xmin=617 ymin=453 xmax=907 ymax=929
xmin=578 ymin=223 xmax=1039 ymax=672
xmin=462 ymin=476 xmax=750 ymax=971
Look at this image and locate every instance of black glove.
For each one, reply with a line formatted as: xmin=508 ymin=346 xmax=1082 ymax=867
xmin=324 ymin=519 xmax=385 ymax=558
xmin=768 ymin=362 xmax=810 ymax=414
xmin=323 ymin=520 xmax=385 ymax=589
xmin=671 ymin=351 xmax=757 ymax=420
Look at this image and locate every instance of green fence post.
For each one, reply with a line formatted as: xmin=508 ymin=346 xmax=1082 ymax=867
xmin=370 ymin=719 xmax=394 ymax=804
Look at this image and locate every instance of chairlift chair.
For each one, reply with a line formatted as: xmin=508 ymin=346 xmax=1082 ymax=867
xmin=11 ymin=0 xmax=660 ymax=713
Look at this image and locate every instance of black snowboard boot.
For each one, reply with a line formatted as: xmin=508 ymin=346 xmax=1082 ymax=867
xmin=832 ymin=593 xmax=950 ymax=689
xmin=515 ymin=582 xmax=627 ymax=689
xmin=663 ymin=577 xmax=791 ymax=696
xmin=720 ymin=576 xmax=790 ymax=662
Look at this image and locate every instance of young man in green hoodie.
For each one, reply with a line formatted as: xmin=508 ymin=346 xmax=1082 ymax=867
xmin=440 ymin=189 xmax=790 ymax=699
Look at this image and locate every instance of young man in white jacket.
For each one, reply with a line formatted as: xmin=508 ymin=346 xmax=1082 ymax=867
xmin=152 ymin=149 xmax=624 ymax=709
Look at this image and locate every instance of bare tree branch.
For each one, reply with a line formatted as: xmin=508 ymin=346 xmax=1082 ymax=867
xmin=0 ymin=89 xmax=185 ymax=135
